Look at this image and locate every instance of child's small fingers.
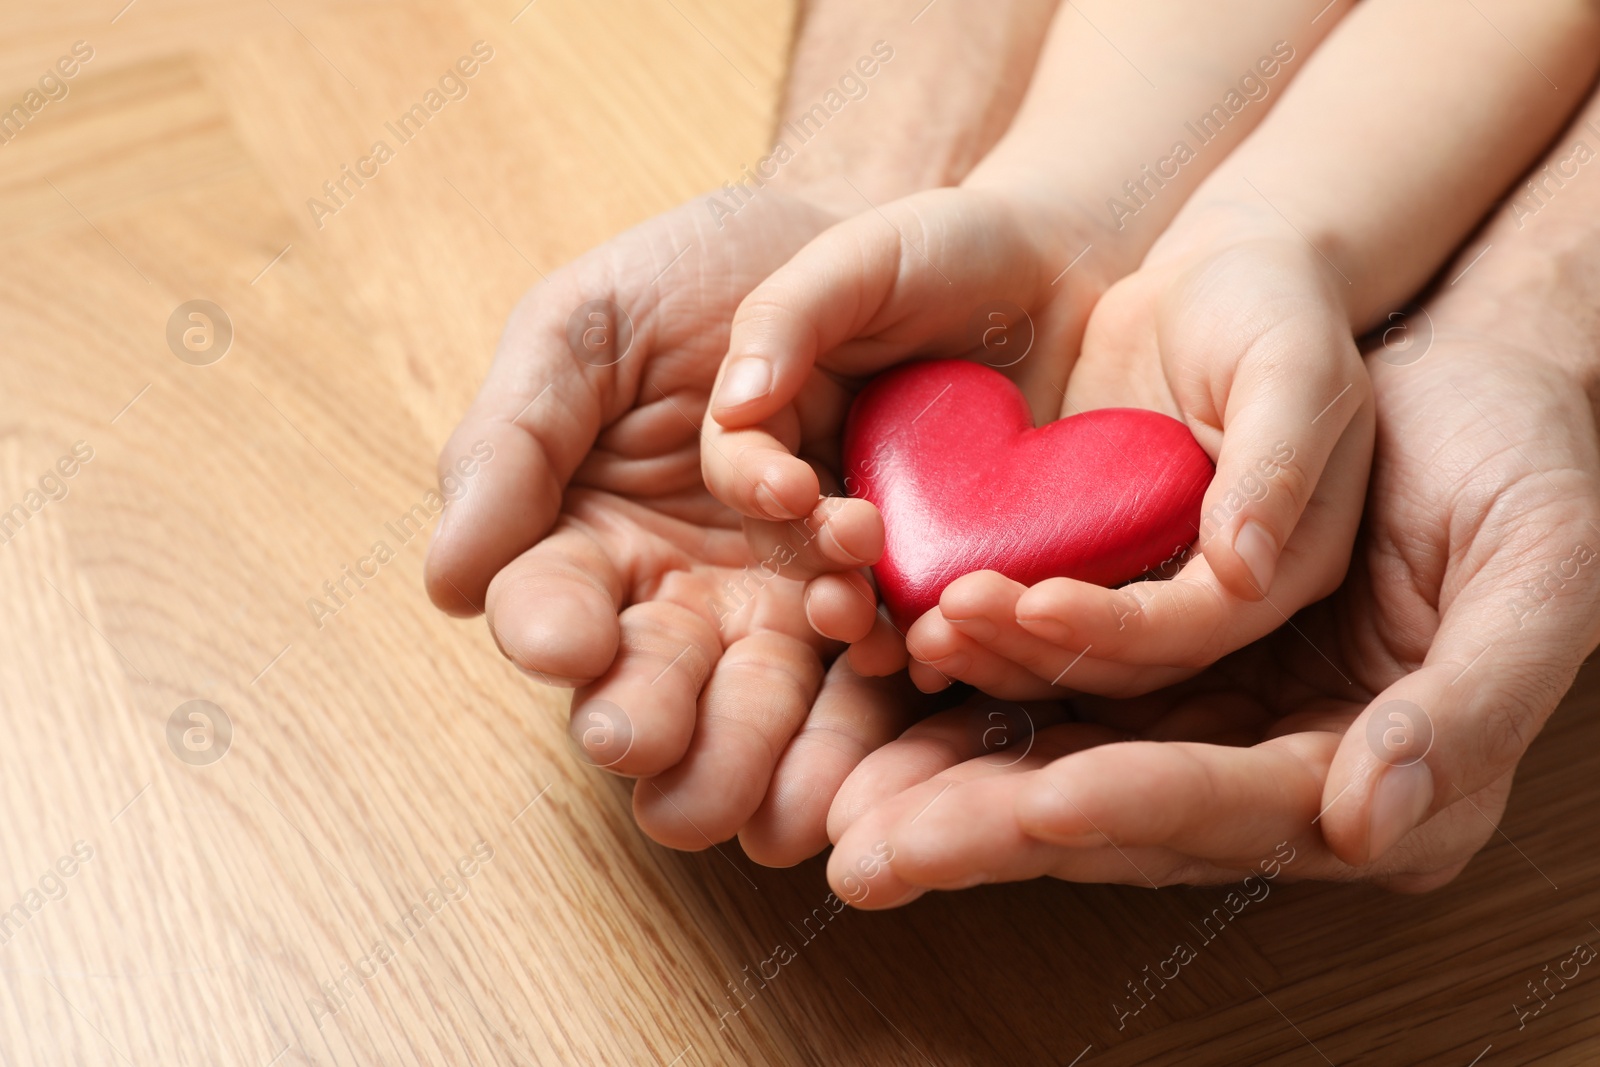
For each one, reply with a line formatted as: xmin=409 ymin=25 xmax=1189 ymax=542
xmin=745 ymin=498 xmax=884 ymax=582
xmin=922 ymin=639 xmax=1070 ymax=700
xmin=845 ymin=610 xmax=910 ymax=677
xmin=905 ymin=609 xmax=1062 ymax=699
xmin=940 ymin=571 xmax=1112 ymax=689
xmin=907 ymin=659 xmax=953 ymax=694
xmin=1197 ymin=334 xmax=1370 ymax=602
xmin=700 ymin=418 xmax=819 ymax=521
xmin=1014 ymin=569 xmax=1236 ymax=669
xmin=709 ymin=209 xmax=907 ymax=428
xmin=804 ymin=572 xmax=879 ymax=643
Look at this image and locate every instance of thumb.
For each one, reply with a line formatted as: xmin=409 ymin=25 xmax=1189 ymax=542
xmin=1320 ymin=529 xmax=1600 ymax=868
xmin=708 ymin=187 xmax=1052 ymax=426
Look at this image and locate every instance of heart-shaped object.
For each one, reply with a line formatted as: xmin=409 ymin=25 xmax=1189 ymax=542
xmin=842 ymin=359 xmax=1214 ymax=629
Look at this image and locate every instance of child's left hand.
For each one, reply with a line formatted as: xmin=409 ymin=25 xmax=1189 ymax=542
xmin=903 ymin=226 xmax=1375 ymax=698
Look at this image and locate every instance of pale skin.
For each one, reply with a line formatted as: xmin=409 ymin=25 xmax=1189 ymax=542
xmin=706 ymin=0 xmax=1600 ymax=704
xmin=823 ymin=81 xmax=1600 ymax=902
xmin=423 ymin=0 xmax=1361 ymax=863
xmin=703 ymin=0 xmax=1358 ymax=679
xmin=423 ymin=0 xmax=1063 ymax=860
xmin=431 ymin=0 xmax=1600 ymax=899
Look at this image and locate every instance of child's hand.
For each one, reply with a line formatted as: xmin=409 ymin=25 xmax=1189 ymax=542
xmin=824 ymin=328 xmax=1600 ymax=907
xmin=700 ymin=0 xmax=1355 ymax=682
xmin=908 ymin=230 xmax=1374 ymax=697
xmin=702 ymin=185 xmax=1106 ymax=677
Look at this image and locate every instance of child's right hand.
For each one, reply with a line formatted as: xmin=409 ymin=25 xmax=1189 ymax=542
xmin=701 ymin=184 xmax=1109 ymax=677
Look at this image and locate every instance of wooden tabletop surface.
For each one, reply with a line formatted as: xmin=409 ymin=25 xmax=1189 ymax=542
xmin=3 ymin=1 xmax=1599 ymax=1064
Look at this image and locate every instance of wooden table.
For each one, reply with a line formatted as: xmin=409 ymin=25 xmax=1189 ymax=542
xmin=3 ymin=1 xmax=1597 ymax=1063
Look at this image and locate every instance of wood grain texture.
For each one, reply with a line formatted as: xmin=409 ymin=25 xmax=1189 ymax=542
xmin=1 ymin=1 xmax=1597 ymax=1064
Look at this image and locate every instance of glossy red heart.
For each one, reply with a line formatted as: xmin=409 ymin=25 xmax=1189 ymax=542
xmin=842 ymin=359 xmax=1214 ymax=629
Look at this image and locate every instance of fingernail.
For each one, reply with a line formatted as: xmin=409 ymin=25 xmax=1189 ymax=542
xmin=1016 ymin=613 xmax=1071 ymax=644
xmin=1367 ymin=759 xmax=1433 ymax=861
xmin=717 ymin=357 xmax=772 ymax=409
xmin=1233 ymin=520 xmax=1278 ymax=593
xmin=944 ymin=616 xmax=998 ymax=642
xmin=754 ymin=482 xmax=798 ymax=520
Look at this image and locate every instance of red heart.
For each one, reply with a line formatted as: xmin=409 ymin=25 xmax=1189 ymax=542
xmin=842 ymin=359 xmax=1214 ymax=629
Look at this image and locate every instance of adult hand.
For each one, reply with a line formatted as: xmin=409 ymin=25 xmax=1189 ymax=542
xmin=820 ymin=229 xmax=1600 ymax=904
xmin=423 ymin=1 xmax=1062 ymax=862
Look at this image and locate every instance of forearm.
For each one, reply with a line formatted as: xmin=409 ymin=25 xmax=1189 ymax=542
xmin=771 ymin=0 xmax=1059 ymax=212
xmin=1427 ymin=85 xmax=1600 ymax=404
xmin=962 ymin=0 xmax=1355 ymax=284
xmin=1160 ymin=0 xmax=1600 ymax=330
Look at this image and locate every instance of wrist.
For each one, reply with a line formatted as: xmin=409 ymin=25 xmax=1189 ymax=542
xmin=1428 ymin=246 xmax=1600 ymax=410
xmin=770 ymin=2 xmax=1054 ymax=215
